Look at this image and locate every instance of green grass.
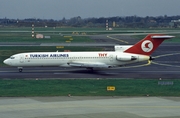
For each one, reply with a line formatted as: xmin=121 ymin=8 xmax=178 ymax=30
xmin=0 ymin=27 xmax=105 ymax=31
xmin=0 ymin=32 xmax=93 ymax=43
xmin=0 ymin=79 xmax=179 ymax=97
xmin=1 ymin=27 xmax=180 ymax=31
xmin=1 ymin=27 xmax=180 ymax=42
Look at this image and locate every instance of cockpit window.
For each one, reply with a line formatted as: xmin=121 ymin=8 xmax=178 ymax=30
xmin=10 ymin=56 xmax=15 ymax=59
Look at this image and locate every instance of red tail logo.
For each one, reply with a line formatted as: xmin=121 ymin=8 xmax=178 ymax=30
xmin=141 ymin=40 xmax=153 ymax=52
xmin=124 ymin=34 xmax=174 ymax=56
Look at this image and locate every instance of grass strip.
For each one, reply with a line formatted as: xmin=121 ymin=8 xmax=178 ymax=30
xmin=0 ymin=79 xmax=179 ymax=97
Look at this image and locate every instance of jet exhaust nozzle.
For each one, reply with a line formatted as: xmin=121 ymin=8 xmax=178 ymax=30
xmin=149 ymin=56 xmax=155 ymax=61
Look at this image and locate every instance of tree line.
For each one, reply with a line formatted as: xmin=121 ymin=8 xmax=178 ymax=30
xmin=0 ymin=15 xmax=180 ymax=28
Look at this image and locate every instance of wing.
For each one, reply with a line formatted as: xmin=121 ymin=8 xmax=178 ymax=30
xmin=67 ymin=61 xmax=113 ymax=68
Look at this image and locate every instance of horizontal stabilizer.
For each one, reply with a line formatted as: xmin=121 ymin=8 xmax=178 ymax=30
xmin=151 ymin=35 xmax=175 ymax=39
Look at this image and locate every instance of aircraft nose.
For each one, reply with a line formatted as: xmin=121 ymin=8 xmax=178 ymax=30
xmin=3 ymin=59 xmax=10 ymax=65
xmin=3 ymin=59 xmax=8 ymax=64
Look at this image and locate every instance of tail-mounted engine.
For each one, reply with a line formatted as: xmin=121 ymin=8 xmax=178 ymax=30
xmin=116 ymin=55 xmax=137 ymax=61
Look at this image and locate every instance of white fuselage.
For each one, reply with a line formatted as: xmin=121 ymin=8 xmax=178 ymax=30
xmin=4 ymin=34 xmax=175 ymax=71
xmin=4 ymin=51 xmax=150 ymax=69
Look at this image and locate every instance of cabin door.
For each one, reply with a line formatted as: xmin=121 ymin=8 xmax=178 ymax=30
xmin=19 ymin=54 xmax=24 ymax=63
xmin=109 ymin=54 xmax=113 ymax=62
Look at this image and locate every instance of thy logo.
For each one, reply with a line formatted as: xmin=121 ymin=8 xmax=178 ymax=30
xmin=141 ymin=40 xmax=153 ymax=52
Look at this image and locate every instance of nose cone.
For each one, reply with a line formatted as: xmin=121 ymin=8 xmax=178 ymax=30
xmin=3 ymin=59 xmax=10 ymax=65
xmin=3 ymin=59 xmax=7 ymax=64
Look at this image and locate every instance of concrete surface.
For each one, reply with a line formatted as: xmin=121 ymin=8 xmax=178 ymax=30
xmin=0 ymin=96 xmax=180 ymax=118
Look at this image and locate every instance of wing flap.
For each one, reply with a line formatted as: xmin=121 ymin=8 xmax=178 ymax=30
xmin=67 ymin=61 xmax=112 ymax=68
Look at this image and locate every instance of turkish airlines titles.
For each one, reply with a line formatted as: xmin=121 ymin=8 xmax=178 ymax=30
xmin=27 ymin=53 xmax=108 ymax=58
xmin=29 ymin=54 xmax=69 ymax=58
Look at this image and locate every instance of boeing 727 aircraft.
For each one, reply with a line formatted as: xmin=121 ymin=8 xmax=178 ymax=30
xmin=3 ymin=34 xmax=175 ymax=72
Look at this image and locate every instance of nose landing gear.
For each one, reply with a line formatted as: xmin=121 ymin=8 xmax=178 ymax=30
xmin=18 ymin=67 xmax=23 ymax=72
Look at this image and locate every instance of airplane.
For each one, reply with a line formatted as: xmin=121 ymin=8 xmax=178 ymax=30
xmin=3 ymin=34 xmax=175 ymax=72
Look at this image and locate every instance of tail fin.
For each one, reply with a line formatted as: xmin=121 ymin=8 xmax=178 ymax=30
xmin=124 ymin=34 xmax=175 ymax=56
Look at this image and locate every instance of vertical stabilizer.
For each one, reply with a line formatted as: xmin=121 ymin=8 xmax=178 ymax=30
xmin=124 ymin=34 xmax=174 ymax=56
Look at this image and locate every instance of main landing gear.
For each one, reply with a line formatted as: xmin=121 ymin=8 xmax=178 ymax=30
xmin=18 ymin=67 xmax=23 ymax=72
xmin=86 ymin=67 xmax=94 ymax=72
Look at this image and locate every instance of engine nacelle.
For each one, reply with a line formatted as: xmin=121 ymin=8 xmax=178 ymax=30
xmin=116 ymin=55 xmax=137 ymax=61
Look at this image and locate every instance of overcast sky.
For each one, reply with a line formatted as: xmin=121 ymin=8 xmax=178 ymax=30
xmin=0 ymin=0 xmax=180 ymax=20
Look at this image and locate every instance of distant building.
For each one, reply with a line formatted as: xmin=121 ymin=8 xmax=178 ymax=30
xmin=170 ymin=19 xmax=180 ymax=28
xmin=44 ymin=36 xmax=51 ymax=39
xmin=36 ymin=34 xmax=44 ymax=39
xmin=113 ymin=21 xmax=116 ymax=27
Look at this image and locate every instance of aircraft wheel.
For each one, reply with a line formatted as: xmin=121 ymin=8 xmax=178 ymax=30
xmin=86 ymin=67 xmax=94 ymax=72
xmin=19 ymin=68 xmax=23 ymax=72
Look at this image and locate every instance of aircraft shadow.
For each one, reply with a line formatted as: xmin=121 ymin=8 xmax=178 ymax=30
xmin=68 ymin=69 xmax=115 ymax=76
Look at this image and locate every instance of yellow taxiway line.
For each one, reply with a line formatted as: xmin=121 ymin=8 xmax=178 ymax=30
xmin=107 ymin=35 xmax=129 ymax=44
